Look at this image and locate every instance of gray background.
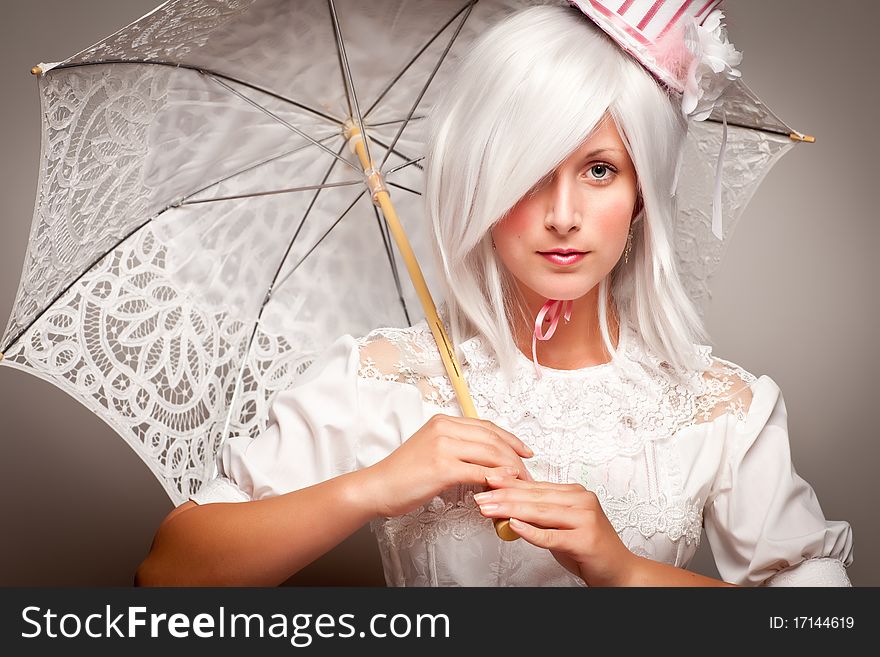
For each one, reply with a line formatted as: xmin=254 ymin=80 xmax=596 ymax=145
xmin=1 ymin=1 xmax=876 ymax=586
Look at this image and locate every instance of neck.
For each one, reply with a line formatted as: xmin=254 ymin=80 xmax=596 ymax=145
xmin=511 ymin=282 xmax=620 ymax=370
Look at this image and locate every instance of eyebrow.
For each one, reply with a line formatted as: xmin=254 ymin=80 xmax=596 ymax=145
xmin=582 ymin=148 xmax=623 ymax=158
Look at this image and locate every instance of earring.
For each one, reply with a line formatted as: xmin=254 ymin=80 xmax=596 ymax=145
xmin=624 ymin=226 xmax=634 ymax=264
xmin=491 ymin=237 xmax=496 ymax=250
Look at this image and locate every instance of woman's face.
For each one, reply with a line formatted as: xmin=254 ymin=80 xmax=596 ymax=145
xmin=490 ymin=114 xmax=639 ymax=309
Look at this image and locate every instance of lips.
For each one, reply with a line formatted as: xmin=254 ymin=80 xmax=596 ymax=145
xmin=539 ymin=252 xmax=587 ymax=266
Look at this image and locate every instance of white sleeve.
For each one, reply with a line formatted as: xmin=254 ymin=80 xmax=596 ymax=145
xmin=189 ymin=332 xmax=425 ymax=505
xmin=702 ymin=375 xmax=854 ymax=586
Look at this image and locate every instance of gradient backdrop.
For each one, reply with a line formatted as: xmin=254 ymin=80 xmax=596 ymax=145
xmin=1 ymin=0 xmax=877 ymax=586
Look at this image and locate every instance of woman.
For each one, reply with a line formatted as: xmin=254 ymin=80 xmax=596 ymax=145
xmin=135 ymin=3 xmax=854 ymax=587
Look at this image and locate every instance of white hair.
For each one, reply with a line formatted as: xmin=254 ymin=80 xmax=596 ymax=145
xmin=424 ymin=2 xmax=711 ymax=385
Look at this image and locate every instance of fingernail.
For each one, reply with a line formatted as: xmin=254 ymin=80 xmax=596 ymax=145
xmin=485 ymin=474 xmax=503 ymax=484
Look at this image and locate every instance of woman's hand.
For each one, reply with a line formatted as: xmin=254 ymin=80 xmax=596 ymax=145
xmin=473 ymin=474 xmax=639 ymax=587
xmin=364 ymin=414 xmax=535 ymax=519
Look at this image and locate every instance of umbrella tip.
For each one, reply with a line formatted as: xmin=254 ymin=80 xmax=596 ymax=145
xmin=789 ymin=131 xmax=815 ymax=143
xmin=30 ymin=65 xmax=42 ymax=76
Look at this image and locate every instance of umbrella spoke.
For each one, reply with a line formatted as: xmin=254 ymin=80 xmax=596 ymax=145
xmin=270 ymin=190 xmax=368 ymax=300
xmin=368 ymin=135 xmax=423 ymax=172
xmin=179 ymin=179 xmax=363 ymax=206
xmin=176 ymin=134 xmax=341 ymax=205
xmin=365 ymin=117 xmax=425 ymax=128
xmin=363 ymin=1 xmax=476 ymax=120
xmin=328 ymin=0 xmax=373 ymax=169
xmin=206 ymin=73 xmax=362 ymax=175
xmin=376 ymin=1 xmax=476 ymax=172
xmin=265 ymin=140 xmax=351 ymax=301
xmin=57 ymin=60 xmax=346 ymax=128
xmin=371 ymin=203 xmax=412 ymax=328
xmin=386 ymin=156 xmax=426 ymax=175
xmin=386 ymin=181 xmax=422 ymax=197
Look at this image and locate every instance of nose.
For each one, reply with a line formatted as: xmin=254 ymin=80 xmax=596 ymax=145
xmin=543 ymin=173 xmax=581 ymax=234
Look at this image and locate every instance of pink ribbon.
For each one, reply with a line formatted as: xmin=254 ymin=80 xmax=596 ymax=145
xmin=531 ymin=298 xmax=573 ymax=380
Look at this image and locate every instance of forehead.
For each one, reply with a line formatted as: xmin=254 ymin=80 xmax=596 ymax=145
xmin=569 ymin=115 xmax=627 ymax=159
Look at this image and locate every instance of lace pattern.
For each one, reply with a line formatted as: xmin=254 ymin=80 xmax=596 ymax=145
xmin=595 ymin=484 xmax=703 ymax=547
xmin=66 ymin=0 xmax=257 ymax=64
xmin=358 ymin=313 xmax=758 ymax=571
xmin=356 ymin=324 xmax=458 ymax=408
xmin=370 ymin=486 xmax=494 ymax=552
xmin=762 ymin=557 xmax=852 ymax=587
xmin=2 ymin=64 xmax=171 ymax=351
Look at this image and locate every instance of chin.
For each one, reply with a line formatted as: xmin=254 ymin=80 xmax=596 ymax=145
xmin=523 ymin=279 xmax=597 ymax=303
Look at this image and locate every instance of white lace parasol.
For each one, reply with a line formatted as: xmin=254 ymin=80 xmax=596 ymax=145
xmin=0 ymin=0 xmax=809 ymax=504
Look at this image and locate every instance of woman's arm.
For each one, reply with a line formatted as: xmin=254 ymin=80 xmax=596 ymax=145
xmin=625 ymin=556 xmax=739 ymax=587
xmin=134 ymin=466 xmax=379 ymax=586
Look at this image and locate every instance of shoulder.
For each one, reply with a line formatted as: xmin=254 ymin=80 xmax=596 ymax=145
xmin=691 ymin=350 xmax=762 ymax=424
xmin=353 ymin=319 xmax=458 ymax=408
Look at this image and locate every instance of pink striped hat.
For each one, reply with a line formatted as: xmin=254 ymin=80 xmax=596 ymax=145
xmin=567 ymin=0 xmax=742 ymax=122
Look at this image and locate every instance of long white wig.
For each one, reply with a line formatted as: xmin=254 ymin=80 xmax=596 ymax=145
xmin=424 ymin=2 xmax=711 ymax=384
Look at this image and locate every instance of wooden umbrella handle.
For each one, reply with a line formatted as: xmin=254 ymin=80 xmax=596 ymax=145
xmin=345 ymin=120 xmax=521 ymax=542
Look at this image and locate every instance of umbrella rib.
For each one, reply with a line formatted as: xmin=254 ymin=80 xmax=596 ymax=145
xmin=327 ymin=0 xmax=373 ymax=168
xmin=176 ymin=134 xmax=340 ymax=205
xmin=363 ymin=1 xmax=477 ymax=119
xmin=206 ymin=73 xmax=362 ymax=175
xmin=386 ymin=181 xmax=422 ymax=197
xmin=371 ymin=202 xmax=412 ymax=328
xmin=179 ymin=179 xmax=363 ymax=205
xmin=367 ymin=135 xmax=423 ymax=172
xmin=1 ymin=212 xmax=160 ymax=354
xmin=270 ymin=190 xmax=368 ymax=299
xmin=377 ymin=1 xmax=476 ymax=173
xmin=366 ymin=117 xmax=425 ymax=128
xmin=52 ymin=60 xmax=345 ymax=128
xmin=0 ymin=151 xmax=357 ymax=356
xmin=379 ymin=2 xmax=475 ymax=171
xmin=222 ymin=186 xmax=367 ymax=453
xmin=265 ymin=140 xmax=351 ymax=302
xmin=386 ymin=156 xmax=425 ymax=175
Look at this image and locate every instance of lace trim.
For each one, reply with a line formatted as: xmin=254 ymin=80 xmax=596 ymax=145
xmin=370 ymin=484 xmax=704 ymax=552
xmin=761 ymin=557 xmax=852 ymax=587
xmin=68 ymin=0 xmax=257 ymax=64
xmin=370 ymin=488 xmax=494 ymax=551
xmin=190 ymin=475 xmax=251 ymax=505
xmin=692 ymin=357 xmax=758 ymax=424
xmin=355 ymin=325 xmax=458 ymax=408
xmin=594 ymin=484 xmax=703 ymax=547
xmin=354 ymin=318 xmax=759 ymax=447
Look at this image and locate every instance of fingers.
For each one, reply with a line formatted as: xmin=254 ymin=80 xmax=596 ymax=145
xmin=475 ymin=481 xmax=589 ymax=511
xmin=506 ymin=518 xmax=576 ymax=553
xmin=448 ymin=438 xmax=533 ymax=483
xmin=485 ymin=476 xmax=588 ymax=494
xmin=467 ymin=464 xmax=520 ymax=483
xmin=476 ymin=497 xmax=593 ymax=530
xmin=436 ymin=414 xmax=534 ymax=459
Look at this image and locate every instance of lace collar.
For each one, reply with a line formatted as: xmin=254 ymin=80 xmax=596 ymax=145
xmin=457 ymin=316 xmax=640 ymax=379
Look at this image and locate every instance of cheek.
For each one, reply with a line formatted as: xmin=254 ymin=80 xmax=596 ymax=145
xmin=592 ymin=195 xmax=635 ymax=241
xmin=496 ymin=202 xmax=533 ymax=239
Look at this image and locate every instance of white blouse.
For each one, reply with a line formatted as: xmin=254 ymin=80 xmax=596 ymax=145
xmin=190 ymin=312 xmax=854 ymax=587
